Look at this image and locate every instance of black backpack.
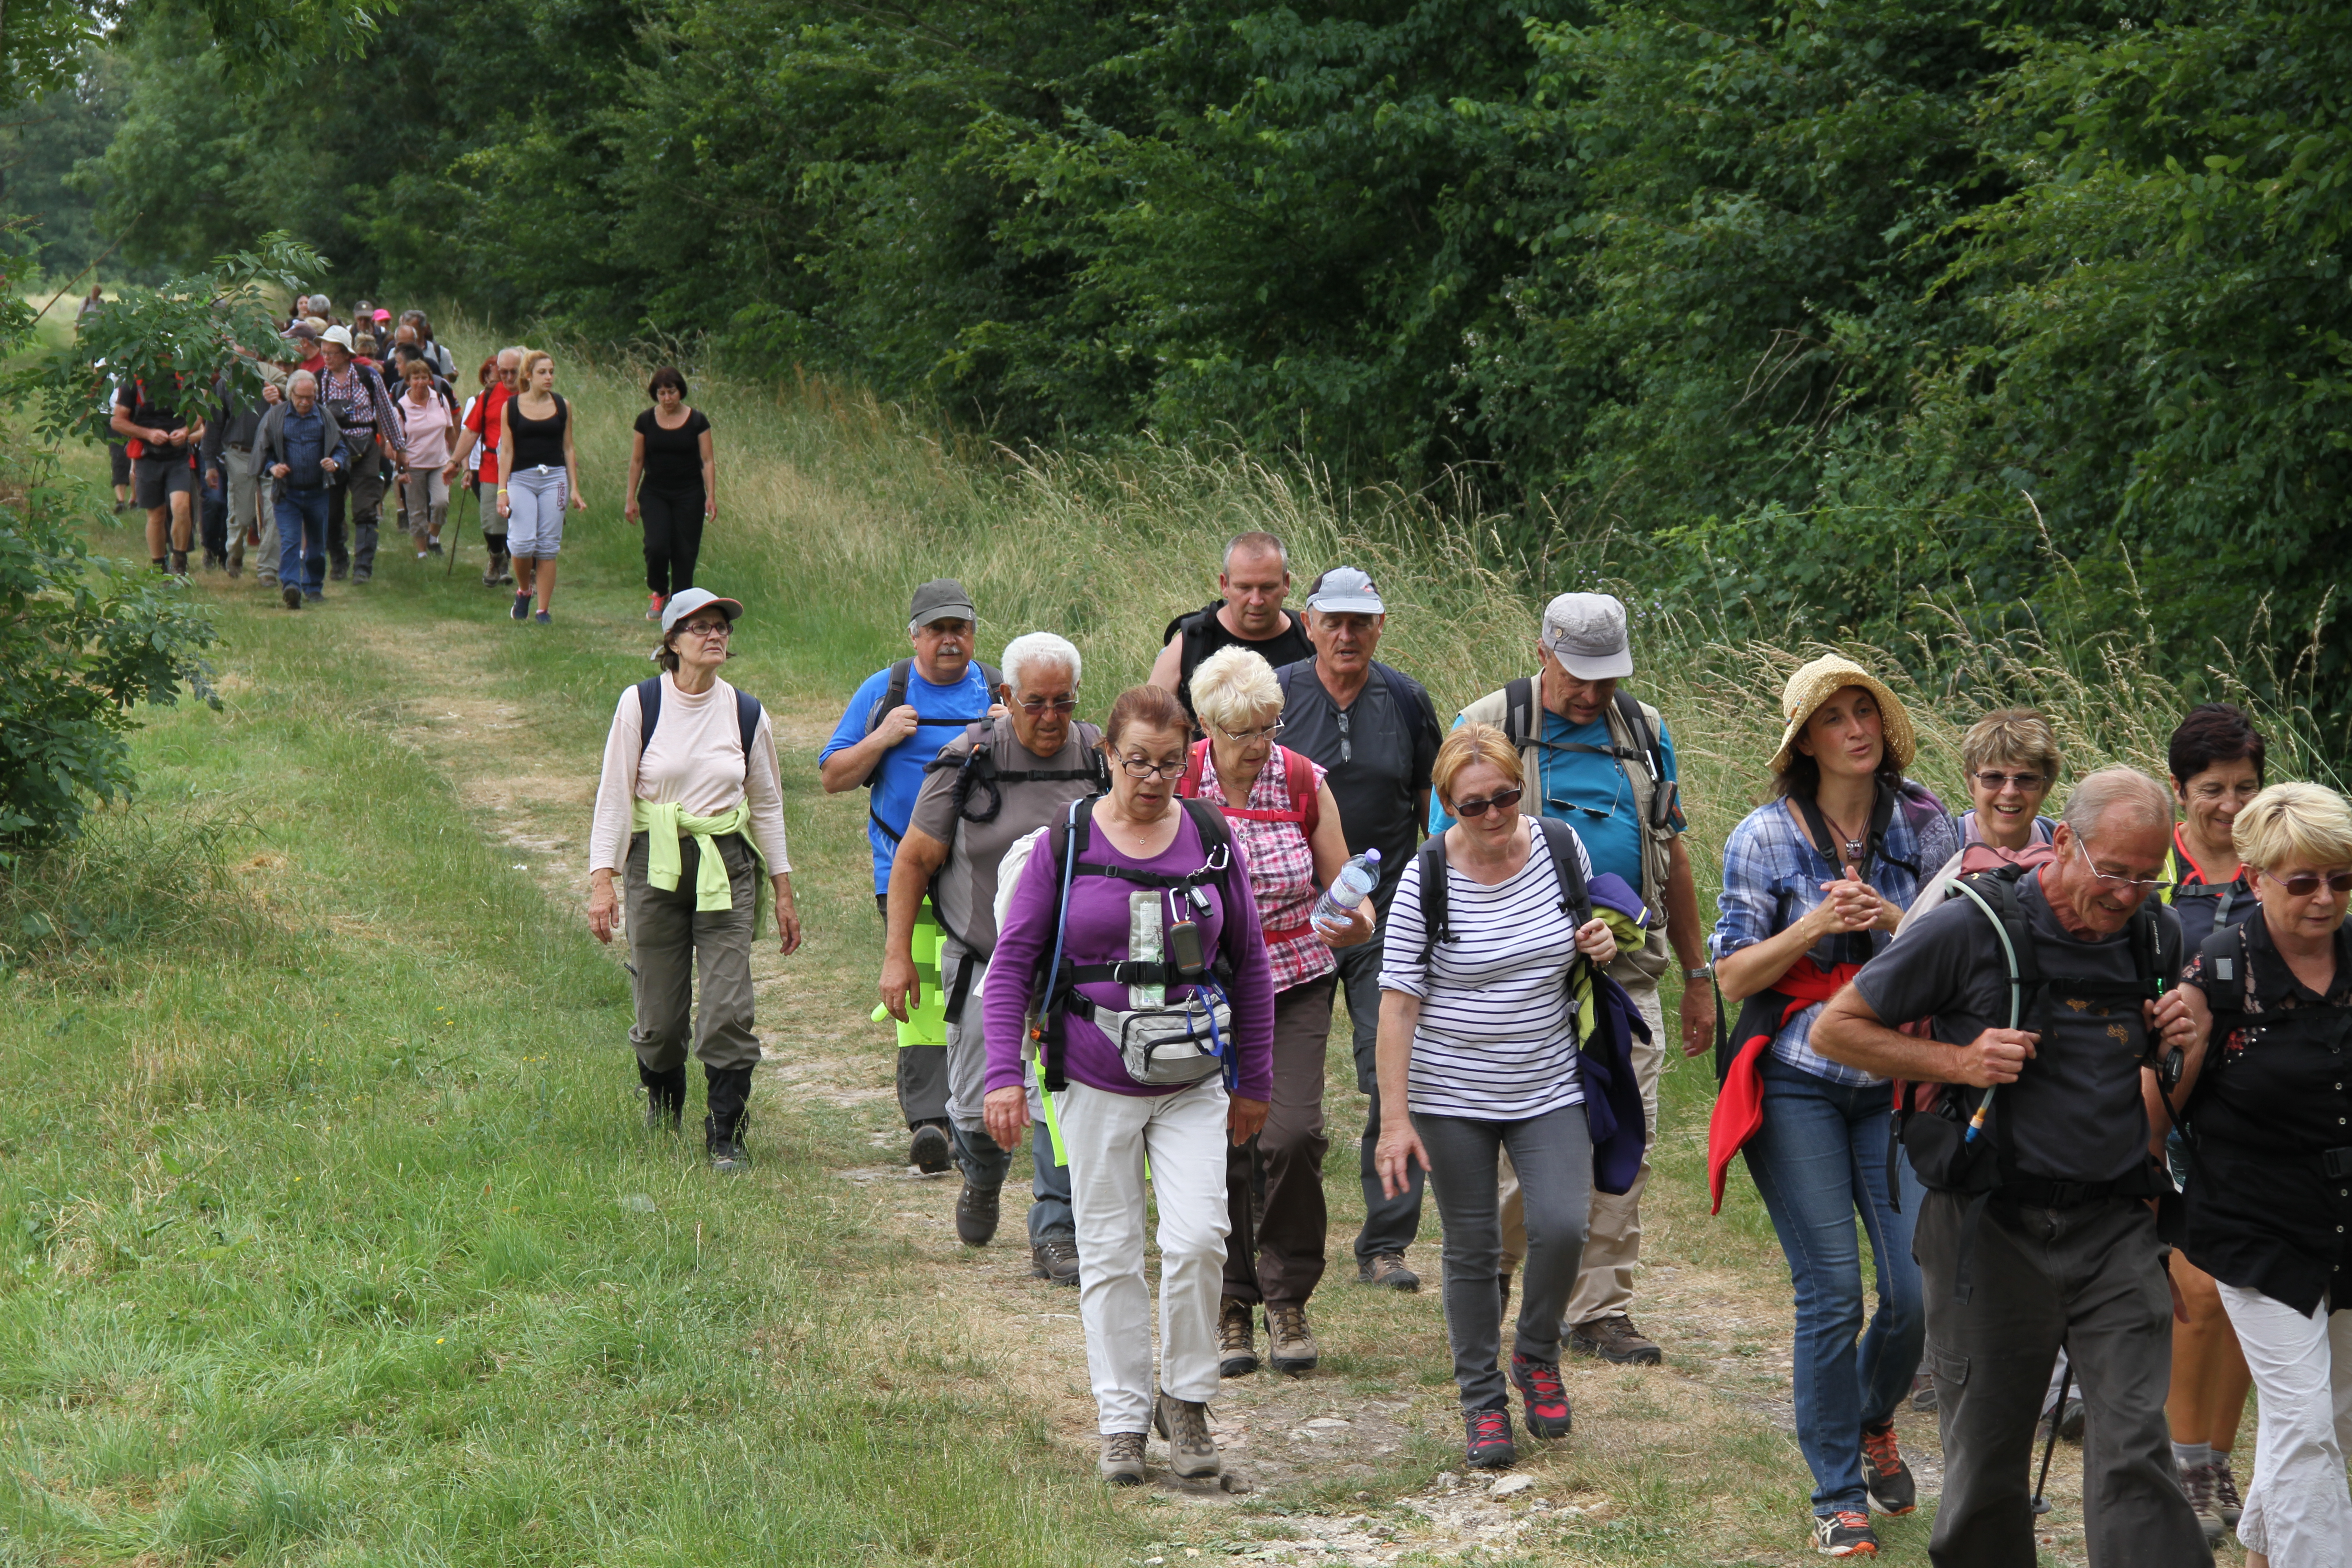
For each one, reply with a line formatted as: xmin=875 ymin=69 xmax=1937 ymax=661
xmin=921 ymin=720 xmax=1111 ymax=1023
xmin=1895 ymin=862 xmax=2169 ymax=1200
xmin=1027 ymin=795 xmax=1241 ymax=1092
xmin=857 ymin=657 xmax=1004 ymax=790
xmin=636 ymin=676 xmax=762 ymax=762
xmin=1496 ymin=679 xmax=1676 ymax=831
xmin=1413 ymin=815 xmax=1594 ymax=966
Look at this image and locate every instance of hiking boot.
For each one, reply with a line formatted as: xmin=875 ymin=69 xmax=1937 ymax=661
xmin=1098 ymin=1431 xmax=1146 ymax=1486
xmin=2037 ymin=1392 xmax=2085 ymax=1445
xmin=1218 ymin=1298 xmax=1259 ymax=1377
xmin=1464 ymin=1405 xmax=1516 ymax=1470
xmin=331 ymin=564 xmax=348 ymax=581
xmin=511 ymin=592 xmax=530 ymax=621
xmin=428 ymin=541 xmax=443 ymax=556
xmin=1812 ymin=1511 xmax=1878 ymax=1557
xmin=1908 ymin=1372 xmax=1937 ymax=1414
xmin=1030 ymin=1237 xmax=1080 ymax=1286
xmin=1265 ymin=1302 xmax=1318 ymax=1374
xmin=481 ymin=560 xmax=502 ymax=587
xmin=2213 ymin=1454 xmax=2243 ymax=1528
xmin=1569 ymin=1313 xmax=1663 ymax=1366
xmin=2182 ymin=1460 xmax=2225 ymax=1544
xmin=352 ymin=568 xmax=371 ymax=583
xmin=1357 ymin=1252 xmax=1420 ymax=1292
xmin=704 ymin=1064 xmax=753 ymax=1173
xmin=954 ymin=1178 xmax=1000 ymax=1246
xmin=1860 ymin=1419 xmax=1916 ymax=1515
xmin=1509 ymin=1352 xmax=1573 ymax=1439
xmin=169 ymin=549 xmax=189 ymax=576
xmin=283 ymin=584 xmax=303 ymax=610
xmin=1152 ymin=1391 xmax=1220 ymax=1479
xmin=909 ymin=1120 xmax=952 ymax=1173
xmin=638 ymin=1062 xmax=686 ymax=1132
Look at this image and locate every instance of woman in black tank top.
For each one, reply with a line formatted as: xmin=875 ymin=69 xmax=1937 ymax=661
xmin=496 ymin=350 xmax=586 ymax=623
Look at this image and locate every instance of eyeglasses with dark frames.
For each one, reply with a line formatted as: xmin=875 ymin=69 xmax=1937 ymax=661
xmin=1973 ymin=770 xmax=2049 ymax=791
xmin=1117 ymin=754 xmax=1188 ymax=781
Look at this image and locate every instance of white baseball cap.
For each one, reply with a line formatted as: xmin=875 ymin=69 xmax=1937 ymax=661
xmin=660 ymin=587 xmax=744 ymax=637
xmin=1539 ymin=592 xmax=1634 ymax=681
xmin=1305 ymin=565 xmax=1385 ymax=615
xmin=320 ymin=325 xmax=354 ymax=351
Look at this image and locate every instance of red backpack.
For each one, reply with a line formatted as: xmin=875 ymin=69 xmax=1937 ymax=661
xmin=1176 ymin=739 xmax=1320 ymax=840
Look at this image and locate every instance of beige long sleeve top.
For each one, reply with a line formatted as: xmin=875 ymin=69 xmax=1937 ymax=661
xmin=590 ymin=674 xmax=792 ymax=877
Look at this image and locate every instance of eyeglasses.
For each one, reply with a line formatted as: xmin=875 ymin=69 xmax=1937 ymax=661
xmin=1214 ymin=720 xmax=1284 ymax=744
xmin=1452 ymin=787 xmax=1524 ymax=820
xmin=683 ymin=621 xmax=731 ymax=638
xmin=1973 ymin=770 xmax=2049 ymax=792
xmin=2072 ymin=837 xmax=2174 ymax=894
xmin=1117 ymin=755 xmax=1188 ymax=781
xmin=2269 ymin=870 xmax=2352 ymax=897
xmin=1014 ymin=694 xmax=1077 ymax=715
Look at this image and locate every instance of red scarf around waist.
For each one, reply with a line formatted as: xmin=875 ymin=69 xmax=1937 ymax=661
xmin=1706 ymin=958 xmax=1862 ymax=1213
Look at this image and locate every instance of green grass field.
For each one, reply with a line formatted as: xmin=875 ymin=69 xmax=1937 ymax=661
xmin=0 ymin=319 xmax=2187 ymax=1564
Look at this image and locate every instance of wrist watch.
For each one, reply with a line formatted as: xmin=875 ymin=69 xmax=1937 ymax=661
xmin=1684 ymin=964 xmax=1714 ymax=981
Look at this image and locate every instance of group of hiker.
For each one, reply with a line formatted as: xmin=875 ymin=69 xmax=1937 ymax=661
xmin=585 ymin=531 xmax=2352 ymax=1568
xmin=97 ymin=297 xmax=717 ymax=627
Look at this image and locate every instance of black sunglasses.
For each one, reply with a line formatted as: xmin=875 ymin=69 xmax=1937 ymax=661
xmin=2273 ymin=870 xmax=2352 ymax=897
xmin=1453 ymin=787 xmax=1524 ymax=820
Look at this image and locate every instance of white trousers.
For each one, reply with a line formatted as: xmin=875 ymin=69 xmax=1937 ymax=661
xmin=1061 ymin=1075 xmax=1230 ymax=1434
xmin=2218 ymin=1281 xmax=2352 ymax=1567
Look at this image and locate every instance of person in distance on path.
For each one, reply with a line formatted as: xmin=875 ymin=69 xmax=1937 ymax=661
xmin=1177 ymin=645 xmax=1371 ymax=1381
xmin=1709 ymin=655 xmax=1957 ymax=1559
xmin=1149 ymin=530 xmax=1316 ymax=728
xmin=1268 ymin=566 xmax=1444 ymax=1293
xmin=879 ymin=632 xmax=1105 ymax=1285
xmin=2167 ymin=782 xmax=2352 ymax=1568
xmin=1812 ymin=767 xmax=2208 ymax=1568
xmin=495 ymin=349 xmax=586 ymax=624
xmin=1447 ymin=591 xmax=1712 ymax=1367
xmin=587 ymin=589 xmax=801 ymax=1172
xmin=111 ymin=368 xmax=204 ymax=576
xmin=623 ymin=366 xmax=717 ymax=623
xmin=255 ymin=371 xmax=341 ymax=609
xmin=820 ymin=579 xmax=1001 ymax=1174
xmin=314 ymin=325 xmax=404 ymax=584
xmin=446 ymin=347 xmax=521 ymax=586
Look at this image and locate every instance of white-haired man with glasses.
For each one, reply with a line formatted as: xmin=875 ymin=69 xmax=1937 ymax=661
xmin=1813 ymin=766 xmax=2210 ymax=1568
xmin=878 ymin=632 xmax=1105 ymax=1280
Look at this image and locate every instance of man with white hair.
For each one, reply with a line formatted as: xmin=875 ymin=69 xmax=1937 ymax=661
xmin=255 ymin=370 xmax=343 ymax=608
xmin=1814 ymin=766 xmax=2210 ymax=1566
xmin=878 ymin=631 xmax=1107 ymax=1276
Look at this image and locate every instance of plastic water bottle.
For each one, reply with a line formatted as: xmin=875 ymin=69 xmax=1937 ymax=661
xmin=1312 ymin=848 xmax=1382 ymax=936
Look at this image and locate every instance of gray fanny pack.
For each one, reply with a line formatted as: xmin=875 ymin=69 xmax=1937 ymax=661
xmin=1090 ymin=994 xmax=1232 ymax=1088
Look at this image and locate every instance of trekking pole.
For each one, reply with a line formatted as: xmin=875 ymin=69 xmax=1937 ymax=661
xmin=2030 ymin=1360 xmax=2072 ymax=1515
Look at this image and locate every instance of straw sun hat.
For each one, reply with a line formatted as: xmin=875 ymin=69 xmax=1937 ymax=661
xmin=1769 ymin=654 xmax=1918 ymax=775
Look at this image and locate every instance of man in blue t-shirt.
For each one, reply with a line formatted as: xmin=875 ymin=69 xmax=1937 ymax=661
xmin=1439 ymin=593 xmax=1715 ymax=1369
xmin=821 ymin=578 xmax=1000 ymax=1169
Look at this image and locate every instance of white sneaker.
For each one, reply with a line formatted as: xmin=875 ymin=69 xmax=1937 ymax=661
xmin=416 ymin=550 xmax=428 ymax=559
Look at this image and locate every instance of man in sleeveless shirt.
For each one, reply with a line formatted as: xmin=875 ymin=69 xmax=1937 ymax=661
xmin=1149 ymin=531 xmax=1316 ymax=725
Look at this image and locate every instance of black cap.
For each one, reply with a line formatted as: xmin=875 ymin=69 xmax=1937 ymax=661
xmin=908 ymin=578 xmax=977 ymax=626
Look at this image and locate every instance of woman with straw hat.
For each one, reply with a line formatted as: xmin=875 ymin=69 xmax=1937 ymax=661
xmin=1707 ymin=654 xmax=1958 ymax=1559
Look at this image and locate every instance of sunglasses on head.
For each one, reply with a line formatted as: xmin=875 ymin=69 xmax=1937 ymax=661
xmin=1452 ymin=787 xmax=1524 ymax=820
xmin=2272 ymin=869 xmax=2352 ymax=897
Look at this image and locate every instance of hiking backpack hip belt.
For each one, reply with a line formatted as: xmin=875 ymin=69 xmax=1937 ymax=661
xmin=1063 ymin=989 xmax=1233 ymax=1088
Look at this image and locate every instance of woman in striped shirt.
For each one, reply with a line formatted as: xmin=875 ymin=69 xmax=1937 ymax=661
xmin=1374 ymin=723 xmax=1616 ymax=1470
xmin=1180 ymin=646 xmax=1371 ymax=1383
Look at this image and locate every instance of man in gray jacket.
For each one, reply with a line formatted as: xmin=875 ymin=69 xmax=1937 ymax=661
xmin=255 ymin=372 xmax=343 ymax=608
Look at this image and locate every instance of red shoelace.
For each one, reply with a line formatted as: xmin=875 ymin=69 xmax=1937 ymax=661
xmin=1861 ymin=1424 xmax=1903 ymax=1477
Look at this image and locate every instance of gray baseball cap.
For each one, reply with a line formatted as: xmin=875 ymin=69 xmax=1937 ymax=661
xmin=908 ymin=578 xmax=977 ymax=626
xmin=1540 ymin=592 xmax=1634 ymax=681
xmin=1305 ymin=565 xmax=1384 ymax=616
xmin=661 ymin=587 xmax=743 ymax=636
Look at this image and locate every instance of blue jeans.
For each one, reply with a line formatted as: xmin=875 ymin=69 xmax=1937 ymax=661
xmin=1743 ymin=1051 xmax=1926 ymax=1517
xmin=275 ymin=484 xmax=329 ymax=593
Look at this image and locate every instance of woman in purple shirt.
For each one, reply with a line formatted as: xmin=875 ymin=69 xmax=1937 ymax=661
xmin=985 ymin=684 xmax=1275 ymax=1488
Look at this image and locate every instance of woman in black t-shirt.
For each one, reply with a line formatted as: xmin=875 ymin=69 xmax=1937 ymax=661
xmin=624 ymin=366 xmax=715 ymax=622
xmin=2173 ymin=781 xmax=2352 ymax=1566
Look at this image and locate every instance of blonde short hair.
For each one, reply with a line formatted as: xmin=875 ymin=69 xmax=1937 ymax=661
xmin=1431 ymin=721 xmax=1524 ymax=808
xmin=1961 ymin=708 xmax=2061 ymax=784
xmin=2234 ymin=782 xmax=2352 ymax=874
xmin=1189 ymin=645 xmax=1282 ymax=735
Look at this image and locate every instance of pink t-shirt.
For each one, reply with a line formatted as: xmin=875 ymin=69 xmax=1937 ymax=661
xmin=396 ymin=388 xmax=457 ymax=470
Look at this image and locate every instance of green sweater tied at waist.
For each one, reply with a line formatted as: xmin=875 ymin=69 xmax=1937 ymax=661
xmin=631 ymin=798 xmax=767 ymax=933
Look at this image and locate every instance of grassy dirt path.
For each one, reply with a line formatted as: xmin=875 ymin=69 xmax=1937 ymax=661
xmin=0 ymin=365 xmax=2101 ymax=1564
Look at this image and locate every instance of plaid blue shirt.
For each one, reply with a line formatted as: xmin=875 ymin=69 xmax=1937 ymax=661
xmin=1710 ymin=794 xmax=1959 ymax=1087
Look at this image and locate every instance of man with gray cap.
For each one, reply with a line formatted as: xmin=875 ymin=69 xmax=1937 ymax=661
xmin=1272 ymin=565 xmax=1446 ymax=1291
xmin=819 ymin=579 xmax=1002 ymax=1171
xmin=1439 ymin=591 xmax=1711 ymax=1365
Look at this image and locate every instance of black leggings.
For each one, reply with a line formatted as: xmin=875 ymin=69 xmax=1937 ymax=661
xmin=639 ymin=485 xmax=706 ymax=598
